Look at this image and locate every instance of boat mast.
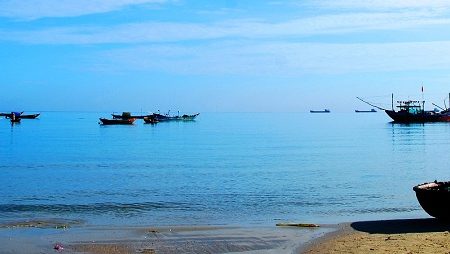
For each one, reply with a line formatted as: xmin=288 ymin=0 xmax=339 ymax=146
xmin=391 ymin=93 xmax=394 ymax=111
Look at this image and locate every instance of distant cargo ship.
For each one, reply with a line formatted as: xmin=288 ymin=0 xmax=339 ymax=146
xmin=355 ymin=109 xmax=377 ymax=113
xmin=310 ymin=109 xmax=330 ymax=113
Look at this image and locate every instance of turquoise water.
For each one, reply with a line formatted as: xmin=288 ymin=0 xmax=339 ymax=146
xmin=1 ymin=112 xmax=449 ymax=226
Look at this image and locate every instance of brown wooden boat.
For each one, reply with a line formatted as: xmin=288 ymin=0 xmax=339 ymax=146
xmin=413 ymin=181 xmax=450 ymax=220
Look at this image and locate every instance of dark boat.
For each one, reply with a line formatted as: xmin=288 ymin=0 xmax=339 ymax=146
xmin=152 ymin=112 xmax=200 ymax=121
xmin=99 ymin=118 xmax=135 ymax=125
xmin=178 ymin=113 xmax=200 ymax=120
xmin=310 ymin=109 xmax=330 ymax=113
xmin=9 ymin=112 xmax=21 ymax=123
xmin=355 ymin=109 xmax=377 ymax=113
xmin=112 ymin=112 xmax=152 ymax=119
xmin=413 ymin=181 xmax=450 ymax=220
xmin=385 ymin=100 xmax=442 ymax=123
xmin=18 ymin=113 xmax=40 ymax=119
xmin=143 ymin=116 xmax=159 ymax=124
xmin=3 ymin=112 xmax=40 ymax=119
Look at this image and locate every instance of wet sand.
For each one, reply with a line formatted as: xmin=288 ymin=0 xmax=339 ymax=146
xmin=0 ymin=219 xmax=333 ymax=254
xmin=302 ymin=218 xmax=450 ymax=254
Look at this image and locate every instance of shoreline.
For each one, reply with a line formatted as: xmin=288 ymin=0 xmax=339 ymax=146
xmin=0 ymin=219 xmax=335 ymax=254
xmin=302 ymin=218 xmax=450 ymax=254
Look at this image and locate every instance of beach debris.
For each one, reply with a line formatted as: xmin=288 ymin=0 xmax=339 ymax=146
xmin=53 ymin=243 xmax=64 ymax=251
xmin=275 ymin=223 xmax=320 ymax=228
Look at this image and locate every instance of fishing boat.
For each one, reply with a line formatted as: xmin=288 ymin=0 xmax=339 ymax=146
xmin=355 ymin=109 xmax=377 ymax=113
xmin=152 ymin=112 xmax=200 ymax=121
xmin=18 ymin=113 xmax=40 ymax=119
xmin=413 ymin=181 xmax=450 ymax=220
xmin=143 ymin=115 xmax=158 ymax=124
xmin=357 ymin=96 xmax=444 ymax=123
xmin=385 ymin=100 xmax=441 ymax=123
xmin=99 ymin=118 xmax=135 ymax=125
xmin=1 ymin=112 xmax=40 ymax=119
xmin=310 ymin=109 xmax=330 ymax=113
xmin=178 ymin=113 xmax=200 ymax=120
xmin=112 ymin=112 xmax=152 ymax=119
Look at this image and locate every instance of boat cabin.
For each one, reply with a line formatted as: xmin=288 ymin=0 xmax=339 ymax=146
xmin=396 ymin=100 xmax=424 ymax=114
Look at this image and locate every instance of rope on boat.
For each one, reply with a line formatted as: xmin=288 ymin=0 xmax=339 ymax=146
xmin=356 ymin=97 xmax=388 ymax=111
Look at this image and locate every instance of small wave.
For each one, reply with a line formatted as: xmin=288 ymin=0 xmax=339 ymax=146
xmin=0 ymin=202 xmax=201 ymax=215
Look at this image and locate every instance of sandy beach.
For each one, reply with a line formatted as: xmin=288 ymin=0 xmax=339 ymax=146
xmin=303 ymin=218 xmax=450 ymax=254
xmin=2 ymin=218 xmax=450 ymax=253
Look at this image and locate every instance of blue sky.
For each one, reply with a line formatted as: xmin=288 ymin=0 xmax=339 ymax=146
xmin=2 ymin=0 xmax=450 ymax=112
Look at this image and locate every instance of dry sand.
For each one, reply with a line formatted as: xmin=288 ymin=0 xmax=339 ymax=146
xmin=303 ymin=218 xmax=450 ymax=254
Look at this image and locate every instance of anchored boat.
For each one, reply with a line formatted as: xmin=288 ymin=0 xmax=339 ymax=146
xmin=152 ymin=112 xmax=200 ymax=121
xmin=99 ymin=118 xmax=135 ymax=125
xmin=357 ymin=95 xmax=448 ymax=123
xmin=112 ymin=112 xmax=152 ymax=119
xmin=385 ymin=100 xmax=442 ymax=123
xmin=310 ymin=109 xmax=330 ymax=113
xmin=2 ymin=112 xmax=40 ymax=119
xmin=355 ymin=109 xmax=377 ymax=113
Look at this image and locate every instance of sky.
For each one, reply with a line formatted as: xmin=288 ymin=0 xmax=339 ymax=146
xmin=2 ymin=0 xmax=450 ymax=112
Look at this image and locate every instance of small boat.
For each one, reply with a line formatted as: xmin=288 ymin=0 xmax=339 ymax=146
xmin=152 ymin=112 xmax=200 ymax=121
xmin=112 ymin=112 xmax=152 ymax=119
xmin=179 ymin=113 xmax=200 ymax=121
xmin=99 ymin=118 xmax=135 ymax=125
xmin=413 ymin=181 xmax=450 ymax=220
xmin=143 ymin=116 xmax=159 ymax=124
xmin=18 ymin=113 xmax=40 ymax=119
xmin=3 ymin=112 xmax=40 ymax=119
xmin=310 ymin=109 xmax=330 ymax=113
xmin=355 ymin=109 xmax=377 ymax=113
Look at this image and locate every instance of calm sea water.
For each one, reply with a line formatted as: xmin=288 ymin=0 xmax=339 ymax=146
xmin=1 ymin=112 xmax=449 ymax=226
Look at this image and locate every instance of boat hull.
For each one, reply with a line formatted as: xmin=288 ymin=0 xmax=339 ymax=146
xmin=385 ymin=110 xmax=441 ymax=122
xmin=153 ymin=113 xmax=200 ymax=121
xmin=310 ymin=110 xmax=330 ymax=113
xmin=355 ymin=109 xmax=376 ymax=113
xmin=112 ymin=114 xmax=152 ymax=119
xmin=99 ymin=118 xmax=135 ymax=125
xmin=413 ymin=181 xmax=450 ymax=221
xmin=19 ymin=113 xmax=40 ymax=119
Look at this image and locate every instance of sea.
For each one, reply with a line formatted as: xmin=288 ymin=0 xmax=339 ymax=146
xmin=1 ymin=112 xmax=449 ymax=227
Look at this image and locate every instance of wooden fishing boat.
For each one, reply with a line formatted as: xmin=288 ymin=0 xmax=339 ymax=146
xmin=18 ymin=113 xmax=40 ymax=119
xmin=143 ymin=116 xmax=159 ymax=124
xmin=112 ymin=112 xmax=152 ymax=119
xmin=99 ymin=118 xmax=135 ymax=125
xmin=355 ymin=109 xmax=377 ymax=113
xmin=413 ymin=181 xmax=450 ymax=220
xmin=384 ymin=100 xmax=442 ymax=123
xmin=357 ymin=96 xmax=444 ymax=123
xmin=310 ymin=109 xmax=330 ymax=113
xmin=179 ymin=113 xmax=200 ymax=120
xmin=152 ymin=112 xmax=200 ymax=121
xmin=3 ymin=112 xmax=40 ymax=119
